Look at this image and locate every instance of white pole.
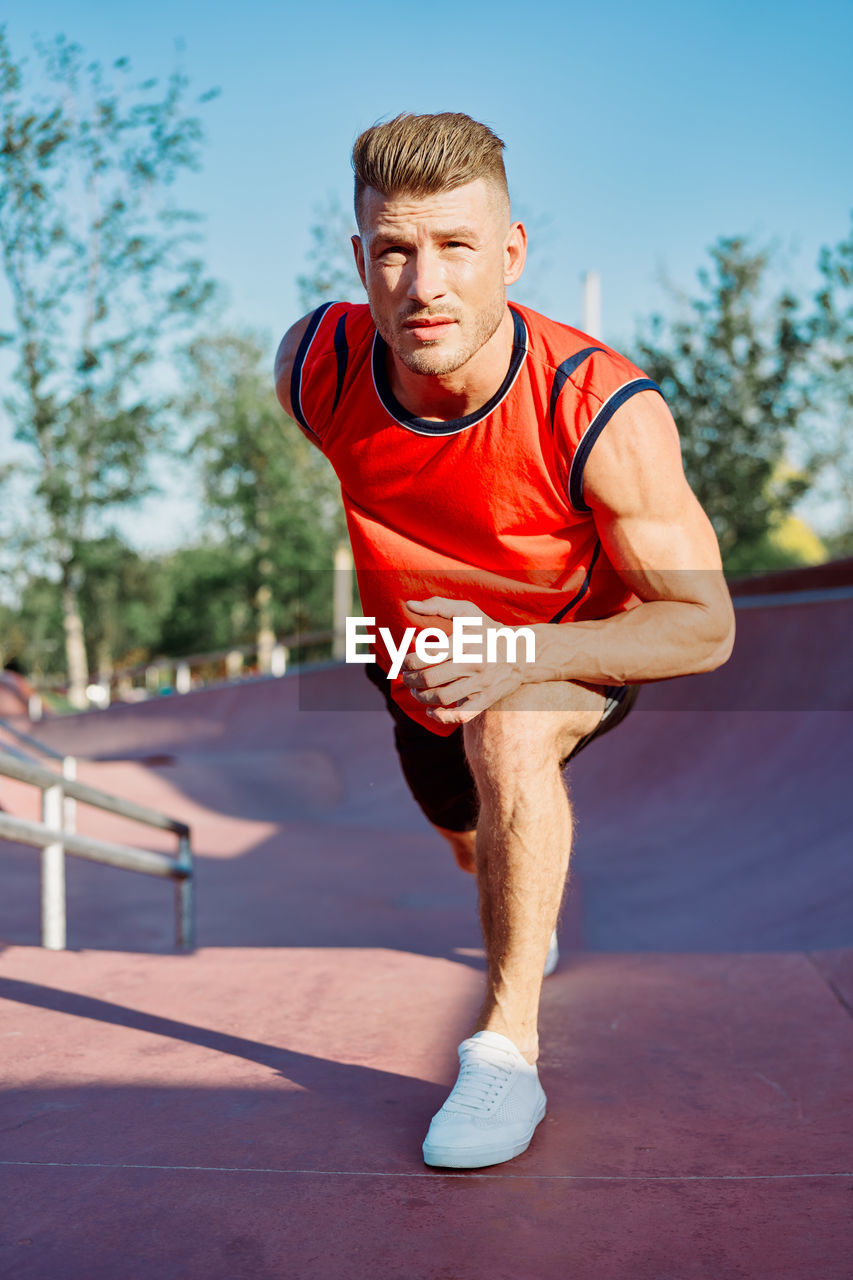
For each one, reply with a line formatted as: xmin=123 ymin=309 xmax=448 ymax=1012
xmin=333 ymin=542 xmax=353 ymax=661
xmin=582 ymin=270 xmax=602 ymax=339
xmin=62 ymin=756 xmax=77 ymax=835
xmin=41 ymin=782 xmax=66 ymax=950
xmin=225 ymin=650 xmax=243 ymax=680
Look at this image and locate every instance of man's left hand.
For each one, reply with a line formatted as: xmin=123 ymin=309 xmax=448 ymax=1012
xmin=401 ymin=597 xmax=526 ymax=726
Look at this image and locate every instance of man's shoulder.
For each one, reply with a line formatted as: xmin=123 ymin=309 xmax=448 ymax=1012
xmin=315 ymin=299 xmax=374 ymax=333
xmin=511 ymin=302 xmax=633 ymax=371
xmin=511 ymin=302 xmax=650 ymax=408
xmin=297 ymin=299 xmax=375 ymax=360
xmin=281 ymin=300 xmax=375 ymax=442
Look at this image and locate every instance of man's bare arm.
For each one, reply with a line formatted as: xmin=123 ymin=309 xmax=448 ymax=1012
xmin=525 ymin=389 xmax=735 ymax=686
xmin=273 ymin=312 xmax=314 ymax=422
xmin=402 ymin=390 xmax=735 ymax=724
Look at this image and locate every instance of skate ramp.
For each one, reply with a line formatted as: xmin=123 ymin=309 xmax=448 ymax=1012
xmin=1 ymin=563 xmax=851 ymax=1279
xmin=3 ymin=565 xmax=851 ymax=954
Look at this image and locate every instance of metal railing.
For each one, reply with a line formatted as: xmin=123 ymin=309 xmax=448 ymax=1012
xmin=0 ymin=717 xmax=66 ymax=762
xmin=1 ymin=716 xmax=83 ymax=851
xmin=0 ymin=748 xmax=194 ymax=952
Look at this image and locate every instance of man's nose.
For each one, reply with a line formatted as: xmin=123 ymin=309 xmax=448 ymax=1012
xmin=406 ymin=249 xmax=446 ymax=304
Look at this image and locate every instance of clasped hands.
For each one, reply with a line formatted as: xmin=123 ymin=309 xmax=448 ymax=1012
xmin=400 ymin=597 xmax=527 ymax=726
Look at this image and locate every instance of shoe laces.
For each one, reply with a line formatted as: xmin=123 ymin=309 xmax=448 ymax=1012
xmin=444 ymin=1044 xmax=517 ymax=1115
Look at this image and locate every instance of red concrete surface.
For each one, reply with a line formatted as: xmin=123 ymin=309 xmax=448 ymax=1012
xmin=1 ymin=568 xmax=852 ymax=1279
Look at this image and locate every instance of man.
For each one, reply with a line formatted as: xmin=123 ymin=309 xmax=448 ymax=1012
xmin=275 ymin=113 xmax=734 ymax=1170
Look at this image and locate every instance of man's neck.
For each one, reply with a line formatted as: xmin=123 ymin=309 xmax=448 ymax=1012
xmin=386 ymin=307 xmax=516 ymax=422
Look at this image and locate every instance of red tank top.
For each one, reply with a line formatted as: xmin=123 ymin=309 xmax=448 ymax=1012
xmin=286 ymin=301 xmax=662 ymax=734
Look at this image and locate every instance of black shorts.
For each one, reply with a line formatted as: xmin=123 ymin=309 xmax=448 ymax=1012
xmin=365 ymin=663 xmax=640 ymax=833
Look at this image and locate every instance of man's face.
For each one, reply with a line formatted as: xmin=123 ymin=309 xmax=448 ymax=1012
xmin=352 ymin=179 xmax=526 ymax=377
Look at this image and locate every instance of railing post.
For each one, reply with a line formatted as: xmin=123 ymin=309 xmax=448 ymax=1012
xmin=0 ymin=749 xmax=194 ymax=954
xmin=175 ymin=833 xmax=195 ymax=952
xmin=62 ymin=756 xmax=77 ymax=834
xmin=41 ymin=782 xmax=66 ymax=950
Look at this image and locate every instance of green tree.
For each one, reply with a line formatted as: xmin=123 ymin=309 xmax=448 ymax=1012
xmin=296 ymin=196 xmax=364 ymax=312
xmin=182 ymin=330 xmax=346 ymax=657
xmin=76 ymin=533 xmax=168 ymax=678
xmin=2 ymin=535 xmax=169 ymax=681
xmin=0 ymin=601 xmax=24 ymax=671
xmin=5 ymin=573 xmax=63 ymax=679
xmin=807 ymin=215 xmax=853 ymax=555
xmin=155 ymin=542 xmax=247 ymax=659
xmin=633 ymin=237 xmax=816 ymax=567
xmin=0 ymin=29 xmax=218 ymax=704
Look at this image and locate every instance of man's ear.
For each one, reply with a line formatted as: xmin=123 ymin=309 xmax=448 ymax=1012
xmin=504 ymin=221 xmax=527 ymax=287
xmin=352 ymin=235 xmax=367 ymax=289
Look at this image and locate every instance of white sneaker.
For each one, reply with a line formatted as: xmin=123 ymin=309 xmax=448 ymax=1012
xmin=422 ymin=1030 xmax=547 ymax=1168
xmin=543 ymin=927 xmax=559 ymax=977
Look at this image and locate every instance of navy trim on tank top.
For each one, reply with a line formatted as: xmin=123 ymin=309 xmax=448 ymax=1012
xmin=290 ymin=302 xmax=335 ymax=436
xmin=548 ymin=540 xmax=603 ymax=624
xmin=548 ymin=347 xmax=605 ymax=431
xmin=331 ymin=312 xmax=349 ymax=414
xmin=371 ymin=307 xmax=528 ymax=436
xmin=569 ymin=378 xmax=663 ymax=510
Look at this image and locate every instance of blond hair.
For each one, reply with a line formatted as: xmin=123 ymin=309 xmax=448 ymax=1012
xmin=352 ymin=112 xmax=508 ymax=224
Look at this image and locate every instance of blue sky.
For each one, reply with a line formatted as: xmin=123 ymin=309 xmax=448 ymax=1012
xmin=1 ymin=0 xmax=851 ymax=550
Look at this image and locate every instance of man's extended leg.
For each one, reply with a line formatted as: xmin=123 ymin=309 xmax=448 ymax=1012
xmin=422 ymin=680 xmax=605 ymax=1169
xmin=434 ymin=823 xmax=560 ymax=977
xmin=462 ymin=680 xmax=605 ymax=1063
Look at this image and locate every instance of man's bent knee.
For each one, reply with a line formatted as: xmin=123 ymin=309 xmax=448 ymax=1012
xmin=435 ymin=825 xmax=477 ymax=874
xmin=463 ymin=680 xmax=606 ymax=782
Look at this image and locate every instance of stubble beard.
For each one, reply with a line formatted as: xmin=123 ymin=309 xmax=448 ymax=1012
xmin=371 ymin=294 xmax=507 ymax=377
